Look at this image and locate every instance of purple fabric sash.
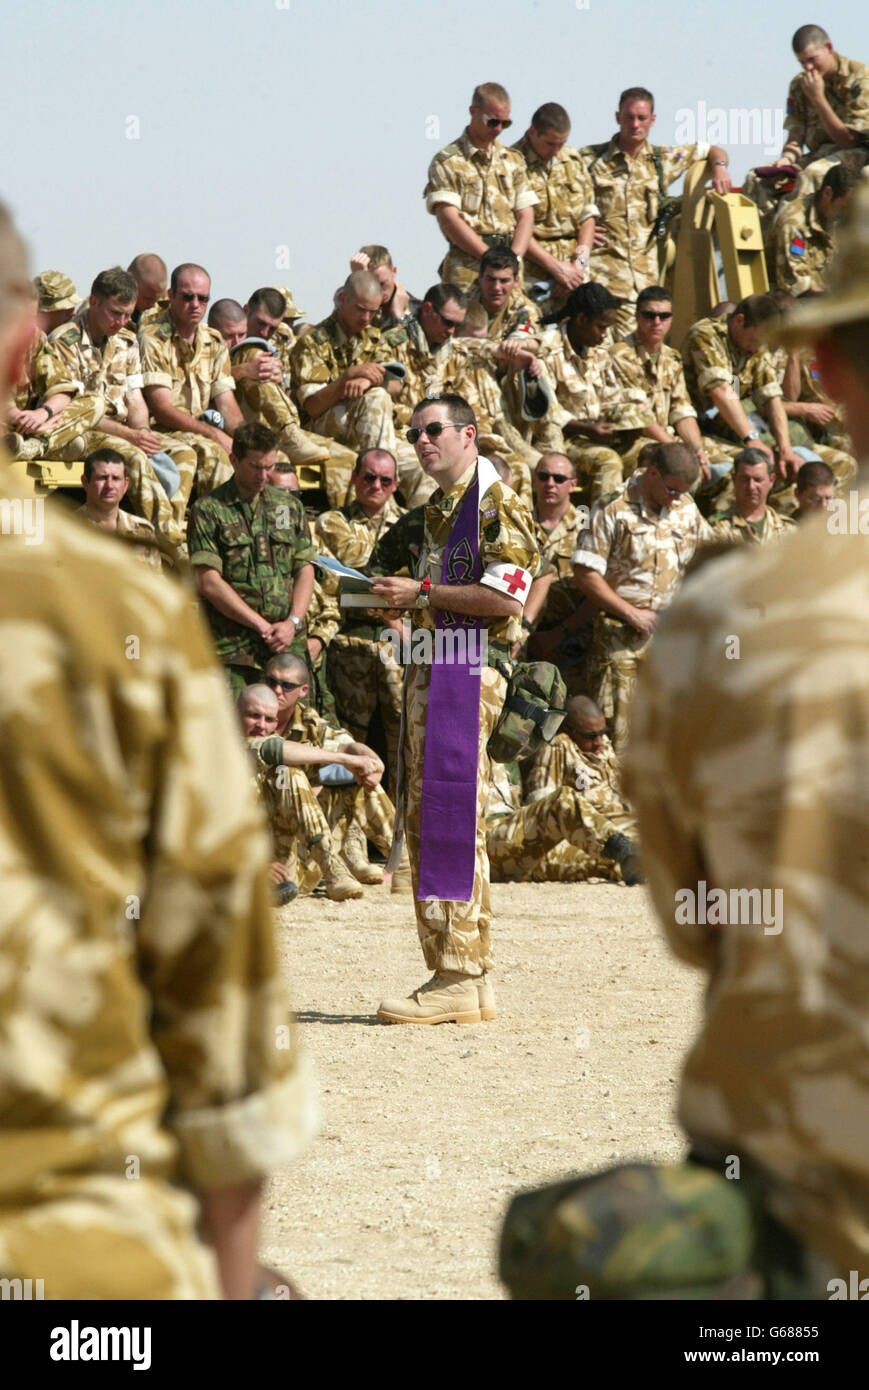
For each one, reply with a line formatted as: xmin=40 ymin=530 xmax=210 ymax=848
xmin=417 ymin=467 xmax=484 ymax=902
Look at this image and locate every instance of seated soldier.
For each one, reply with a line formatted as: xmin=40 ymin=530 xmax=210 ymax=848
xmin=768 ymin=164 xmax=860 ymax=294
xmin=681 ymin=294 xmax=805 ymax=491
xmin=743 ymin=24 xmax=869 ymax=216
xmin=467 ymin=247 xmax=541 ymax=345
xmin=792 ymin=457 xmax=835 ymax=521
xmin=5 ymin=282 xmax=93 ymax=463
xmin=208 ymin=297 xmax=248 ymax=348
xmin=34 ymin=271 xmax=80 ymax=333
xmin=607 ymin=286 xmax=719 ymax=479
xmin=709 ymin=448 xmax=796 ymax=546
xmin=511 ymin=102 xmax=598 ymax=307
xmin=532 ymin=283 xmax=650 ymax=502
xmin=524 ymin=454 xmax=594 ymax=688
xmin=314 ymin=448 xmax=405 ymax=790
xmin=773 ymin=304 xmax=857 ymax=499
xmin=220 ymin=286 xmax=356 ymax=506
xmin=187 ymin=421 xmax=314 ymax=698
xmin=127 ymin=253 xmax=168 ymax=328
xmin=39 ymin=266 xmax=198 ymax=550
xmin=237 ymin=682 xmax=372 ymax=901
xmin=261 ymin=653 xmax=409 ymax=889
xmin=76 ymin=447 xmax=168 ymax=571
xmin=289 ymin=270 xmax=407 ymax=472
xmin=350 ymin=245 xmax=420 ymax=329
xmin=486 ymin=696 xmax=642 ymax=883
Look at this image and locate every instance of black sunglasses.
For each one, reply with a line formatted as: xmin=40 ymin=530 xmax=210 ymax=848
xmin=360 ymin=471 xmax=395 ymax=486
xmin=265 ymin=676 xmax=303 ymax=692
xmin=537 ymin=470 xmax=571 ymax=484
xmin=481 ymin=115 xmax=512 ymax=129
xmin=406 ymin=421 xmax=463 ymax=445
xmin=180 ymin=292 xmax=209 ymax=304
xmin=639 ymin=309 xmax=672 ymax=321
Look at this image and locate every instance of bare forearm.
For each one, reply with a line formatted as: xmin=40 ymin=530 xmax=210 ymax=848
xmin=198 ymin=1180 xmax=261 ymax=1301
xmin=574 ymin=567 xmax=636 ymax=622
xmin=511 ymin=207 xmax=534 ymax=259
xmin=148 ymin=396 xmax=214 ymax=438
xmin=430 ymin=582 xmax=521 ymax=618
xmin=289 ymin=564 xmax=314 ymax=622
xmin=435 ymin=205 xmax=488 ymax=259
xmin=763 ymin=398 xmax=790 ymax=453
xmin=197 ymin=569 xmax=267 ymax=631
xmin=302 ymin=377 xmax=346 ymax=419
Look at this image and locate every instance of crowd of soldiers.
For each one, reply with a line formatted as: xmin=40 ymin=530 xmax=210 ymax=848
xmin=1 ymin=19 xmax=867 ymax=1303
xmin=7 ymin=23 xmax=865 ymax=926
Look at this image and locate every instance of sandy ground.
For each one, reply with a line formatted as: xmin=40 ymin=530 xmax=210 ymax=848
xmin=262 ymin=879 xmax=704 ymax=1300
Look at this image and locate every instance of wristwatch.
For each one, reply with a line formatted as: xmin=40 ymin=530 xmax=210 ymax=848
xmin=742 ymin=429 xmax=760 ymax=443
xmin=289 ymin=615 xmax=303 ymax=631
xmin=418 ymin=577 xmax=431 ymax=609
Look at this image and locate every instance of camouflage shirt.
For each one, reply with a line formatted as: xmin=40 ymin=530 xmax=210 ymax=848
xmin=232 ymin=339 xmax=301 ymax=429
xmin=0 ymin=465 xmax=314 ymax=1298
xmin=572 ymin=471 xmax=712 ymax=609
xmin=188 ymin=478 xmax=315 ymax=668
xmin=289 ymin=312 xmax=390 ymax=422
xmin=368 ymin=458 xmax=539 ymax=652
xmin=769 ymin=193 xmax=835 ymax=296
xmin=524 ymin=730 xmax=632 ymax=830
xmin=382 ymin=315 xmax=453 ymax=426
xmin=76 ymin=504 xmax=166 ymax=571
xmin=315 ymin=497 xmax=405 ymax=640
xmin=45 ymin=306 xmax=144 ymax=422
xmin=710 ymin=504 xmax=796 ymax=547
xmin=511 ymin=132 xmax=598 ymax=247
xmin=622 ymin=491 xmax=869 ymax=1275
xmin=277 ymin=699 xmax=352 ymax=752
xmin=534 ymin=501 xmax=587 ymax=580
xmin=139 ymin=311 xmax=235 ymax=415
xmin=680 ymin=316 xmax=783 ymax=414
xmin=785 ymin=51 xmax=869 ymax=157
xmin=467 ymin=281 xmax=542 ymax=342
xmin=608 ymin=333 xmax=698 ymax=428
xmin=580 ymin=136 xmax=710 ymax=295
xmin=424 ymin=129 xmax=539 ymax=237
xmin=538 ymin=322 xmax=651 ymax=430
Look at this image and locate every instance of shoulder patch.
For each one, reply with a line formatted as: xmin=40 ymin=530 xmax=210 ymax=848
xmin=482 ymin=506 xmax=498 ymax=521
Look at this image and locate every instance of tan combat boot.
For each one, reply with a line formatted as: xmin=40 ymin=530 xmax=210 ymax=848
xmin=310 ymin=835 xmax=363 ymax=901
xmin=279 ymin=422 xmax=330 ymax=466
xmin=477 ymin=972 xmax=497 ymax=1021
xmin=389 ymin=844 xmax=413 ymax=894
xmin=6 ymin=432 xmax=44 ymax=460
xmin=340 ymin=821 xmax=383 ymax=885
xmin=377 ymin=971 xmax=482 ymax=1025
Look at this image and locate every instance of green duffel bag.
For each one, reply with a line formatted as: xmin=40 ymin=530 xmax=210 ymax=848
xmin=487 ymin=660 xmax=567 ymax=764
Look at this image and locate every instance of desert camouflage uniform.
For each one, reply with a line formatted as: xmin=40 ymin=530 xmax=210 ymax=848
xmin=607 ymin=332 xmax=730 ymax=471
xmin=511 ymin=132 xmax=599 ymax=300
xmin=230 ymin=339 xmax=356 ymax=510
xmin=424 ymin=131 xmax=539 ymax=290
xmin=621 ymin=487 xmax=869 ymax=1284
xmin=467 ymin=281 xmax=542 ymax=342
xmin=768 ymin=192 xmax=836 ymax=294
xmin=0 ymin=467 xmax=314 ymax=1299
xmin=581 ymin=136 xmax=711 ymax=335
xmin=134 ymin=295 xmax=169 ymax=329
xmin=139 ymin=311 xmax=235 ymax=510
xmin=76 ymin=504 xmax=167 ymax=572
xmin=681 ymin=315 xmax=783 ymax=432
xmin=278 ymin=702 xmax=395 ymax=865
xmin=247 ymin=735 xmax=337 ymax=894
xmin=289 ymin=312 xmax=398 ymax=452
xmin=536 ymin=322 xmax=651 ymax=500
xmin=486 ymin=755 xmax=624 ymax=883
xmin=316 ymin=496 xmax=405 ymax=785
xmin=785 ymin=351 xmax=858 ymax=488
xmin=573 ymin=473 xmax=712 ymax=751
xmin=10 ymin=327 xmax=50 ymax=409
xmin=187 ymin=479 xmax=314 ymax=694
xmin=440 ymin=339 xmax=540 ymax=497
xmin=369 ymin=461 xmax=538 ymax=974
xmin=785 ymin=53 xmax=869 ymax=170
xmin=710 ymin=504 xmax=796 ymax=546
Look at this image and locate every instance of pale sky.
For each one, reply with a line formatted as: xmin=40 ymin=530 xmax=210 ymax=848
xmin=1 ymin=0 xmax=864 ymax=319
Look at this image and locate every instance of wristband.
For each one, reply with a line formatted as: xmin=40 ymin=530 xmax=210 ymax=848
xmin=521 ymin=616 xmax=533 ymax=632
xmin=418 ymin=576 xmax=431 ymax=609
xmin=289 ymin=615 xmax=303 ymax=631
xmin=43 ymin=405 xmax=54 ymax=421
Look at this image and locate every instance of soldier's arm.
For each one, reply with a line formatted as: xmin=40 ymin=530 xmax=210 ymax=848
xmin=573 ymin=565 xmax=657 ymax=635
xmin=706 ymin=383 xmax=762 ymax=446
xmin=800 ymin=69 xmax=858 ymax=148
xmin=214 ymin=388 xmax=244 ymax=435
xmin=194 ymin=564 xmax=273 ymax=637
xmin=145 ymin=383 xmax=227 ymax=443
xmin=434 ymin=203 xmax=490 ymax=259
xmin=511 ymin=205 xmax=535 ymax=260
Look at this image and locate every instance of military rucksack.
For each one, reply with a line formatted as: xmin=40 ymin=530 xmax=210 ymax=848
xmin=487 ymin=660 xmax=567 ymax=764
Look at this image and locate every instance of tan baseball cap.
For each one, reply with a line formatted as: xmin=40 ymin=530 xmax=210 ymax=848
xmin=34 ymin=270 xmax=81 ymax=313
xmin=770 ymin=182 xmax=869 ymax=345
xmin=274 ymin=286 xmax=305 ymax=319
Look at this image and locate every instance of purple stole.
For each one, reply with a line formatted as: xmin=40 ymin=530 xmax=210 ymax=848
xmin=417 ymin=465 xmax=485 ymax=902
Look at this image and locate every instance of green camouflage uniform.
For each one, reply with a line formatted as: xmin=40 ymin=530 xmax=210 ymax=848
xmin=424 ymin=130 xmax=539 ymax=290
xmin=536 ymin=322 xmax=652 ymax=500
xmin=573 ymin=473 xmax=712 ymax=751
xmin=187 ymin=478 xmax=315 ymax=693
xmin=315 ymin=497 xmax=405 ymax=787
xmin=369 ymin=461 xmax=538 ymax=974
xmin=0 ymin=465 xmax=314 ymax=1300
xmin=511 ymin=132 xmax=599 ymax=302
xmin=618 ymin=487 xmax=869 ymax=1290
xmin=581 ymin=136 xmax=711 ymax=335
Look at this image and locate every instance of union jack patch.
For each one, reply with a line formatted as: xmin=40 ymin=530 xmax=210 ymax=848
xmin=790 ymin=236 xmax=806 ymax=257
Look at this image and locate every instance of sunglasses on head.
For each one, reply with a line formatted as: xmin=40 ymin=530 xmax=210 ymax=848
xmin=265 ymin=675 xmax=303 ymax=692
xmin=639 ymin=309 xmax=672 ymax=321
xmin=537 ymin=470 xmax=571 ymax=484
xmin=406 ymin=421 xmax=463 ymax=445
xmin=180 ymin=291 xmax=209 ymax=304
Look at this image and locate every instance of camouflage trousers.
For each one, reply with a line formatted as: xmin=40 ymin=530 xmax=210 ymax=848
xmin=18 ymin=391 xmax=106 ymax=453
xmin=0 ymin=1175 xmax=220 ymax=1299
xmin=439 ymin=245 xmax=487 ymax=293
xmin=327 ymin=633 xmax=404 ymax=792
xmin=259 ymin=762 xmax=332 ymax=892
xmin=403 ymin=662 xmax=507 ymax=975
xmin=487 ymin=786 xmax=624 ymax=882
xmin=238 ymin=376 xmax=356 ymax=509
xmin=563 ymin=443 xmax=625 ymax=504
xmin=155 ymin=429 xmax=233 ymax=521
xmin=321 ymin=781 xmax=394 ymax=857
xmin=586 ymin=611 xmax=651 ymax=754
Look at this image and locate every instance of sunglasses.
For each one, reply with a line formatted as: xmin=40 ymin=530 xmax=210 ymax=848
xmin=656 ymin=476 xmax=686 ymax=497
xmin=406 ymin=421 xmax=463 ymax=445
xmin=537 ymin=470 xmax=571 ymax=484
xmin=180 ymin=292 xmax=209 ymax=304
xmin=265 ymin=676 xmax=303 ymax=692
xmin=481 ymin=114 xmax=512 ymax=129
xmin=360 ymin=471 xmax=395 ymax=486
xmin=430 ymin=304 xmax=464 ymax=332
xmin=639 ymin=310 xmax=672 ymax=321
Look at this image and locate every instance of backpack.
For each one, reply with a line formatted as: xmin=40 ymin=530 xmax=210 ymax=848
xmin=487 ymin=660 xmax=567 ymax=764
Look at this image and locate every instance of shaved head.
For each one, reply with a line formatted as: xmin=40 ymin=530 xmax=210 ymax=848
xmin=566 ymin=695 xmax=602 ymax=724
xmin=265 ymin=653 xmax=308 ymax=683
xmin=343 ymin=269 xmax=381 ymax=301
xmin=127 ymin=253 xmax=167 ymax=286
xmin=238 ymin=683 xmax=279 ymax=713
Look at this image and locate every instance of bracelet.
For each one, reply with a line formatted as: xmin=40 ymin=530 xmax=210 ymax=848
xmin=43 ymin=405 xmax=54 ymax=421
xmin=418 ymin=576 xmax=431 ymax=609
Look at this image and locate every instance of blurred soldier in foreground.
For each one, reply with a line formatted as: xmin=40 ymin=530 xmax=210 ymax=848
xmin=501 ymin=186 xmax=869 ymax=1298
xmin=0 ymin=203 xmax=315 ymax=1298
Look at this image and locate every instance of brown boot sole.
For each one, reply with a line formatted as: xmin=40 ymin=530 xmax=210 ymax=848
xmin=479 ymin=1005 xmax=497 ymax=1022
xmin=376 ymin=1007 xmax=483 ymax=1025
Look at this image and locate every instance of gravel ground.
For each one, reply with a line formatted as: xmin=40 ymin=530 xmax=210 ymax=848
xmin=261 ymin=879 xmax=703 ymax=1300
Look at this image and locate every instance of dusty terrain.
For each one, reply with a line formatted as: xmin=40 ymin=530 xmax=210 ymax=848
xmin=262 ymin=879 xmax=703 ymax=1300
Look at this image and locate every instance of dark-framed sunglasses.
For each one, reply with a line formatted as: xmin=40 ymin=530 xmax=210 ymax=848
xmin=360 ymin=471 xmax=395 ymax=487
xmin=180 ymin=291 xmax=209 ymax=304
xmin=481 ymin=114 xmax=512 ymax=129
xmin=265 ymin=675 xmax=303 ymax=692
xmin=537 ymin=470 xmax=571 ymax=484
xmin=406 ymin=421 xmax=463 ymax=445
xmin=638 ymin=309 xmax=672 ymax=321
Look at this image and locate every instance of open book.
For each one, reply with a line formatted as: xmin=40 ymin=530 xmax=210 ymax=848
xmin=315 ymin=554 xmax=424 ymax=609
